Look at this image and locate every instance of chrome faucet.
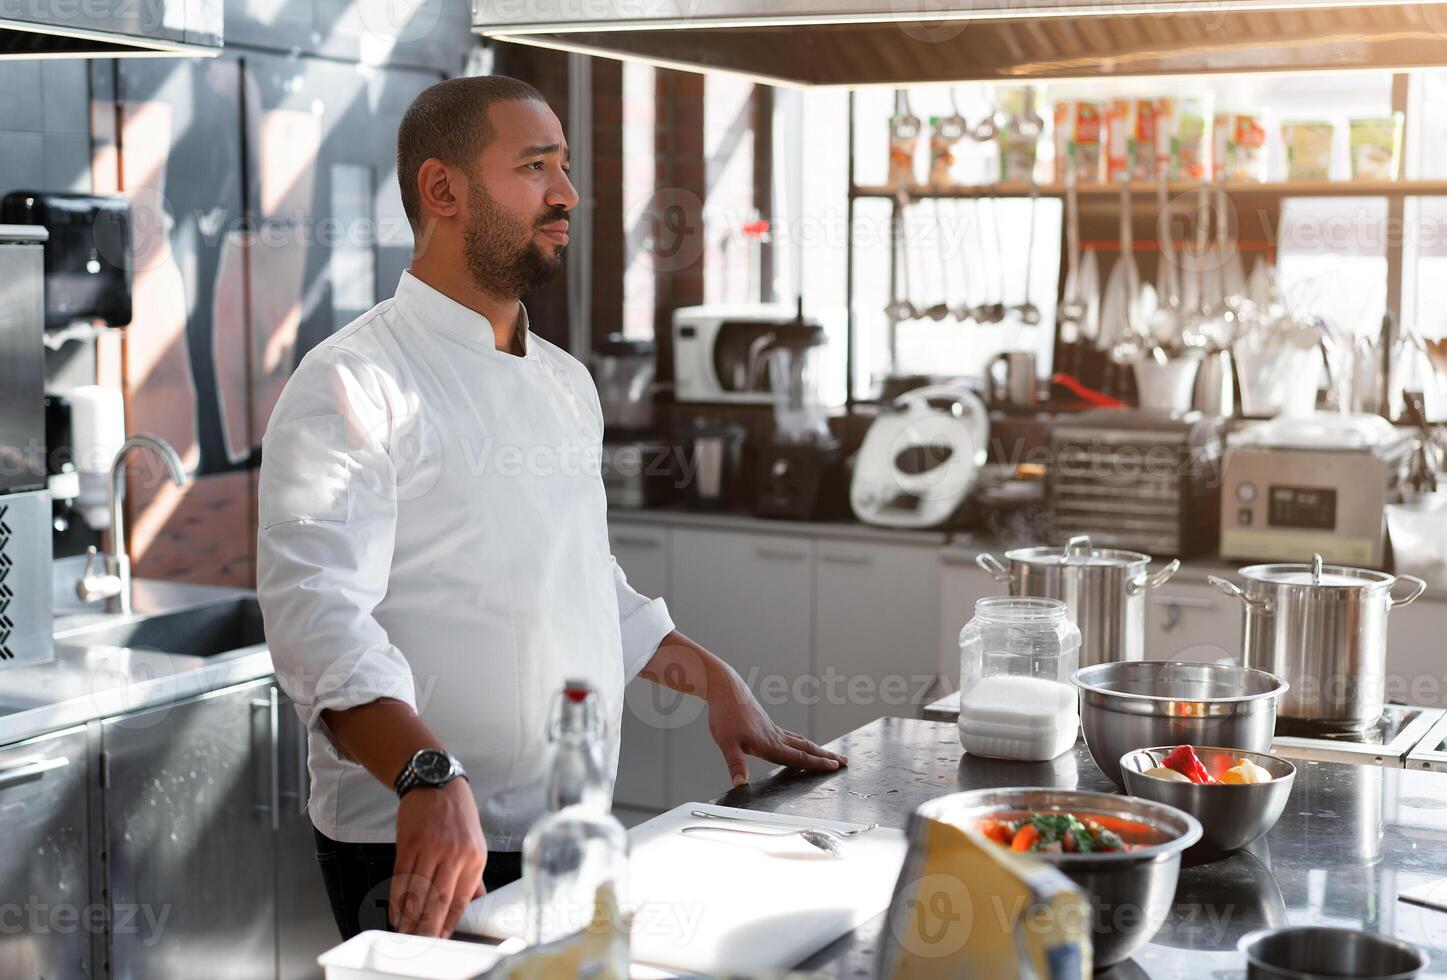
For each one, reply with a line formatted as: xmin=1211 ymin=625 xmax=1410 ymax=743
xmin=75 ymin=434 xmax=188 ymax=615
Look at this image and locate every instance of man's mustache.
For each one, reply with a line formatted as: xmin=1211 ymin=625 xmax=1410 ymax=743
xmin=535 ymin=209 xmax=569 ymax=229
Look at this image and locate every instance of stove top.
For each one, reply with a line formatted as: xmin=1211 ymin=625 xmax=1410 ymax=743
xmin=1273 ymin=704 xmax=1444 ymax=767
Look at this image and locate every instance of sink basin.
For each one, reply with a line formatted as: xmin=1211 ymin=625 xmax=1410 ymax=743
xmin=54 ymin=597 xmax=266 ymax=658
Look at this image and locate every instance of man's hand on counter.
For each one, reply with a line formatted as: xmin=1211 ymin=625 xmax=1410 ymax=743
xmin=640 ymin=631 xmax=848 ymax=787
xmin=391 ymin=778 xmax=488 ymax=938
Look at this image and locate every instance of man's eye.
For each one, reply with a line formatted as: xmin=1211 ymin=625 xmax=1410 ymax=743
xmin=526 ymin=161 xmax=544 ymax=171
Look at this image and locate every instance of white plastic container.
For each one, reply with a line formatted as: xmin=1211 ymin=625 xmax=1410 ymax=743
xmin=958 ymin=597 xmax=1081 ymax=762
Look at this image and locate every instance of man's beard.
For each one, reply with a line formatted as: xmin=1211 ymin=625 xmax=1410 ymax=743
xmin=462 ymin=176 xmax=566 ymax=300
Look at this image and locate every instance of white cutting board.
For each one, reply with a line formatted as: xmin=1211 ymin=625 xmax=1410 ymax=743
xmin=458 ymin=803 xmax=908 ymax=974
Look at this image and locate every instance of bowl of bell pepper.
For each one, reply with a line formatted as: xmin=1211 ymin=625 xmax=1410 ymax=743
xmin=1120 ymin=744 xmax=1296 ymax=852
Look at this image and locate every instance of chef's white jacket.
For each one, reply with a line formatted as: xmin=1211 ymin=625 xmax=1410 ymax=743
xmin=256 ymin=271 xmax=675 ymax=848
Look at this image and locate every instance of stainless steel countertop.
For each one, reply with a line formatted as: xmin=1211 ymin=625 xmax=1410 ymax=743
xmin=2 ymin=577 xmax=275 ymax=746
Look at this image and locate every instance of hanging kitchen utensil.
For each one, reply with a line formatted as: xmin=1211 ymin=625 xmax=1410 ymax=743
xmin=1079 ymin=246 xmax=1102 ymax=344
xmin=978 ymin=195 xmax=1007 ymax=323
xmin=925 ymin=197 xmax=953 ymax=321
xmin=884 ymin=192 xmax=918 ymax=321
xmin=1013 ymin=182 xmax=1042 ymax=326
xmin=1059 ymin=179 xmax=1084 ymax=323
xmin=1150 ymin=172 xmax=1182 ymax=348
xmin=1108 ymin=179 xmax=1144 ymax=364
xmin=972 ymin=92 xmax=999 ymax=143
xmin=951 ymin=198 xmax=977 ymax=324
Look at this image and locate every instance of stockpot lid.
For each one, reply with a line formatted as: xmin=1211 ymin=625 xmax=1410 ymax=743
xmin=1004 ymin=534 xmax=1152 ymax=569
xmin=1240 ymin=556 xmax=1394 ymax=593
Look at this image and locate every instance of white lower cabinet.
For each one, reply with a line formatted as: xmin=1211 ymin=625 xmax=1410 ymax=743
xmin=1385 ymin=596 xmax=1447 ymax=708
xmin=610 ymin=524 xmax=673 ymax=811
xmin=938 ymin=555 xmax=1006 ymax=691
xmin=1144 ymin=579 xmax=1243 ymax=664
xmin=664 ymin=528 xmax=815 ymax=804
xmin=812 ymin=540 xmax=942 ymax=744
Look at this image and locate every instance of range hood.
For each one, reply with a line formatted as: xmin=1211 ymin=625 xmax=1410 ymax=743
xmin=473 ymin=0 xmax=1447 ymax=85
xmin=1 ymin=0 xmax=221 ymax=59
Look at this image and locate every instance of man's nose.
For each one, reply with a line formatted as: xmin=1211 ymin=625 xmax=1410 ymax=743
xmin=547 ymin=169 xmax=579 ymax=211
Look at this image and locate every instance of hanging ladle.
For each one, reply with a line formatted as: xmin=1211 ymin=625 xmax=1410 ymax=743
xmin=974 ymin=194 xmax=1007 ymax=323
xmin=1013 ymin=181 xmax=1042 ymax=326
xmin=925 ymin=197 xmax=953 ymax=321
xmin=884 ymin=192 xmax=918 ymax=321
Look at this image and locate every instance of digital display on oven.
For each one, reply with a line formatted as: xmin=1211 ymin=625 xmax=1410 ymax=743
xmin=1267 ymin=485 xmax=1337 ymax=530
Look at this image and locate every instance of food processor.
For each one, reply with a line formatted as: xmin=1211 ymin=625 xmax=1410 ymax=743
xmin=752 ymin=301 xmax=848 ymax=520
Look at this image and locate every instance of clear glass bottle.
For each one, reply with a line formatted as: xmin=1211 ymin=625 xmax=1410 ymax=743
xmin=958 ymin=597 xmax=1081 ymax=761
xmin=522 ymin=680 xmax=630 ymax=975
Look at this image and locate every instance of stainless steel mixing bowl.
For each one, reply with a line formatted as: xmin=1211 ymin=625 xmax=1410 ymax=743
xmin=1074 ymin=661 xmax=1289 ymax=789
xmin=1240 ymin=926 xmax=1427 ymax=979
xmin=1121 ymin=746 xmax=1296 ymax=851
xmin=919 ymin=787 xmax=1202 ymax=967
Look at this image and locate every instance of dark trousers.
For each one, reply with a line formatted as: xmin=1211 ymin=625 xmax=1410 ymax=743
xmin=313 ymin=826 xmax=523 ymax=941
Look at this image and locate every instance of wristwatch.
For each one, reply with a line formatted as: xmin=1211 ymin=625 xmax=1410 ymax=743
xmin=394 ymin=748 xmax=467 ymax=799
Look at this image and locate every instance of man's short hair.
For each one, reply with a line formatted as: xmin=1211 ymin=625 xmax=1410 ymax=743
xmin=396 ymin=75 xmax=546 ymax=230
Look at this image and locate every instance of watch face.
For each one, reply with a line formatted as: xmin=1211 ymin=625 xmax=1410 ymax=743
xmin=413 ymin=750 xmax=452 ymax=783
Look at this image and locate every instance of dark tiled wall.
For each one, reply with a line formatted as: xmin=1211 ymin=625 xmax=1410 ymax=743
xmin=0 ymin=60 xmax=93 ymax=200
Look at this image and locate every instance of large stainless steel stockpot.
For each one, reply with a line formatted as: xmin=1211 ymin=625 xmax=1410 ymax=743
xmin=1210 ymin=554 xmax=1426 ymax=730
xmin=977 ymin=535 xmax=1181 ymax=667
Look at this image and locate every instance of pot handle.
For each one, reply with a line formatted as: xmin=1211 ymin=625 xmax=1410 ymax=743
xmin=975 ymin=552 xmax=1011 ymax=583
xmin=1208 ymin=575 xmax=1273 ymax=612
xmin=1390 ymin=574 xmax=1427 ymax=609
xmin=1127 ymin=559 xmax=1181 ymax=596
xmin=1063 ymin=535 xmax=1093 ymax=561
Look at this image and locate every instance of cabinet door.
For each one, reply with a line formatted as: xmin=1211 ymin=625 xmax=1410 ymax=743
xmin=814 ymin=540 xmax=941 ymax=744
xmin=103 ymin=678 xmax=277 ymax=980
xmin=1144 ymin=580 xmax=1242 ymax=664
xmin=938 ymin=556 xmax=1006 ymax=692
xmin=665 ymin=528 xmax=814 ymax=803
xmin=1386 ymin=598 xmax=1447 ymax=707
xmin=277 ymin=690 xmax=336 ymax=978
xmin=609 ymin=523 xmax=672 ymax=811
xmin=0 ymin=726 xmax=92 ymax=978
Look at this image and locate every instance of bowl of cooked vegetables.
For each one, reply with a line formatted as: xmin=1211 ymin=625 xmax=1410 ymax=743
xmin=1120 ymin=744 xmax=1296 ymax=852
xmin=932 ymin=787 xmax=1201 ymax=967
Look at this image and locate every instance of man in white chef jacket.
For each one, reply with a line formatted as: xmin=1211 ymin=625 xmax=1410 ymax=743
xmin=256 ymin=74 xmax=847 ymax=944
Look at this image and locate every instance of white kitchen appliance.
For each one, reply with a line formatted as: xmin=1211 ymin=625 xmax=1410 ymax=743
xmin=850 ymin=385 xmax=988 ymax=529
xmin=1220 ymin=412 xmax=1413 ymax=567
xmin=672 ymin=303 xmax=822 ymax=404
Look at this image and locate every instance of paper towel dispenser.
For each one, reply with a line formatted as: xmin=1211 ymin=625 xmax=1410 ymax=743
xmin=0 ymin=193 xmax=132 ymax=330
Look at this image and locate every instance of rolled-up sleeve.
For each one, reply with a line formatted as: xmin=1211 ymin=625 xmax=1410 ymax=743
xmin=256 ymin=345 xmax=416 ymax=757
xmin=613 ymin=560 xmax=675 ymax=683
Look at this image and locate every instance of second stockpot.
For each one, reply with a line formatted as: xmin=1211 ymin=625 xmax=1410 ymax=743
xmin=1210 ymin=555 xmax=1426 ymax=730
xmin=977 ymin=535 xmax=1181 ymax=667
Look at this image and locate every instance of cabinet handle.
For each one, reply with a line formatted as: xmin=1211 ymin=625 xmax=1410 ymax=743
xmin=252 ymin=692 xmax=280 ymax=832
xmin=820 ymin=551 xmax=872 ymax=566
xmin=755 ymin=546 xmax=806 ymax=562
xmin=295 ymin=717 xmax=309 ymax=812
xmin=0 ymin=756 xmax=68 ymax=790
xmin=1149 ymin=595 xmax=1217 ymax=610
xmin=613 ymin=535 xmax=661 ymax=550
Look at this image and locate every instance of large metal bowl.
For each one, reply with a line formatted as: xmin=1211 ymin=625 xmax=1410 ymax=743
xmin=1121 ymin=746 xmax=1296 ymax=851
xmin=1074 ymin=661 xmax=1289 ymax=789
xmin=1240 ymin=926 xmax=1428 ymax=979
xmin=917 ymin=787 xmax=1202 ymax=968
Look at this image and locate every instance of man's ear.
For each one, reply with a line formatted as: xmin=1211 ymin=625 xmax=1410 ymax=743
xmin=417 ymin=158 xmax=464 ymax=221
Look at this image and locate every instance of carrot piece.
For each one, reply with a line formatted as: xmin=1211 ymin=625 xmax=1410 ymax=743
xmin=1011 ymin=824 xmax=1041 ymax=851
